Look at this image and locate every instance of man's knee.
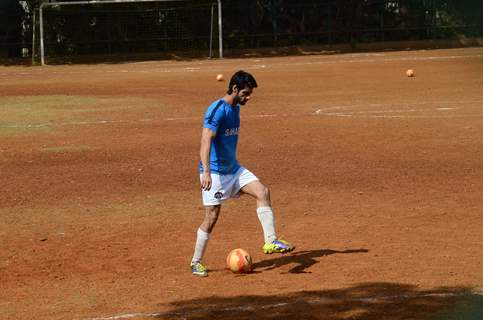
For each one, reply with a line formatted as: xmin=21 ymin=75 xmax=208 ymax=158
xmin=205 ymin=205 xmax=220 ymax=223
xmin=257 ymin=185 xmax=270 ymax=202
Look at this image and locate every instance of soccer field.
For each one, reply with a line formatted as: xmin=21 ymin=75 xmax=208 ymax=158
xmin=1 ymin=47 xmax=483 ymax=319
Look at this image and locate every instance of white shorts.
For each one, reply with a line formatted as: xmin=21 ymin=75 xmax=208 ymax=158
xmin=200 ymin=167 xmax=259 ymax=206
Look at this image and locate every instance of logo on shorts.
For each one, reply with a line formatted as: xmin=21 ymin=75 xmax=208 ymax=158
xmin=214 ymin=191 xmax=224 ymax=199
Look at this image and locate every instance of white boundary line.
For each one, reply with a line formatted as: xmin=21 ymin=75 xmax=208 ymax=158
xmin=1 ymin=99 xmax=482 ymax=129
xmin=318 ymin=113 xmax=483 ymax=119
xmin=313 ymin=99 xmax=483 ymax=119
xmin=0 ymin=114 xmax=281 ymax=129
xmin=1 ymin=51 xmax=482 ymax=78
xmin=2 ymin=108 xmax=483 ymax=129
xmin=82 ymin=291 xmax=483 ymax=320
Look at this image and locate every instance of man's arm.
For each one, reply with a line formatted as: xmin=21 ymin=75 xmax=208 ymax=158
xmin=200 ymin=127 xmax=216 ymax=191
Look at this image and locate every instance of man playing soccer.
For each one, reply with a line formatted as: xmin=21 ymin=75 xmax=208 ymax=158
xmin=190 ymin=70 xmax=294 ymax=277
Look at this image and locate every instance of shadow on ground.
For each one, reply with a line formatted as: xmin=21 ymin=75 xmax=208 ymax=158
xmin=161 ymin=283 xmax=483 ymax=320
xmin=252 ymin=248 xmax=369 ymax=274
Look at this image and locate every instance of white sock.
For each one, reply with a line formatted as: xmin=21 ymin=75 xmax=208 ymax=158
xmin=256 ymin=206 xmax=277 ymax=243
xmin=191 ymin=228 xmax=210 ymax=263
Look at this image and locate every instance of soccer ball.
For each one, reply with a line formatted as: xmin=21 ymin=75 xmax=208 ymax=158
xmin=406 ymin=69 xmax=415 ymax=77
xmin=226 ymin=248 xmax=252 ymax=273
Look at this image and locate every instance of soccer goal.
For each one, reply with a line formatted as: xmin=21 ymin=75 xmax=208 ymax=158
xmin=39 ymin=0 xmax=223 ymax=65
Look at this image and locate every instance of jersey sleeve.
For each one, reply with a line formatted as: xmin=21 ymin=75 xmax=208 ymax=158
xmin=203 ymin=101 xmax=224 ymax=133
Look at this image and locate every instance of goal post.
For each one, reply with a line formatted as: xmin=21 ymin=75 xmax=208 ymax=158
xmin=39 ymin=0 xmax=223 ymax=65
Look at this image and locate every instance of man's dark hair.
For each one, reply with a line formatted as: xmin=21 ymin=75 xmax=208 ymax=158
xmin=227 ymin=70 xmax=258 ymax=94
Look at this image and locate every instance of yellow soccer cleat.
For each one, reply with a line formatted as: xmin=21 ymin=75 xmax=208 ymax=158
xmin=263 ymin=239 xmax=295 ymax=254
xmin=190 ymin=261 xmax=208 ymax=277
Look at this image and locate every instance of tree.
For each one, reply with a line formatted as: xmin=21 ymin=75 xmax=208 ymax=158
xmin=0 ymin=0 xmax=25 ymax=58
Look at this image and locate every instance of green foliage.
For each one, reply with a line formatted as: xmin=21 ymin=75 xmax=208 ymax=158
xmin=0 ymin=0 xmax=24 ymax=58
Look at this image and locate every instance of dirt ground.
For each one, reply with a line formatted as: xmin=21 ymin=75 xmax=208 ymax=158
xmin=1 ymin=47 xmax=483 ymax=320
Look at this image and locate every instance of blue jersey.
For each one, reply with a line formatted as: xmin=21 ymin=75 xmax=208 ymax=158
xmin=200 ymin=99 xmax=241 ymax=174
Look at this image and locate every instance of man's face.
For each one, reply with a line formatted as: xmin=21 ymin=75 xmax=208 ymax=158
xmin=234 ymin=86 xmax=253 ymax=105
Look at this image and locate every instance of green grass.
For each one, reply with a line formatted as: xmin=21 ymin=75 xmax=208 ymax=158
xmin=0 ymin=125 xmax=51 ymax=136
xmin=41 ymin=145 xmax=98 ymax=153
xmin=0 ymin=95 xmax=163 ymax=136
xmin=0 ymin=95 xmax=101 ymax=136
xmin=0 ymin=95 xmax=99 ymax=123
xmin=433 ymin=293 xmax=483 ymax=320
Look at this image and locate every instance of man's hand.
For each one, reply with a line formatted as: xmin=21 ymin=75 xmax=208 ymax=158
xmin=201 ymin=172 xmax=212 ymax=191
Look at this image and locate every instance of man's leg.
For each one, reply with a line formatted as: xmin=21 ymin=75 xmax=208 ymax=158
xmin=191 ymin=205 xmax=221 ymax=277
xmin=241 ymin=180 xmax=294 ymax=253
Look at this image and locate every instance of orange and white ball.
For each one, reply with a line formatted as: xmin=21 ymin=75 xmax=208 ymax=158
xmin=216 ymin=73 xmax=224 ymax=81
xmin=226 ymin=248 xmax=252 ymax=273
xmin=406 ymin=69 xmax=414 ymax=77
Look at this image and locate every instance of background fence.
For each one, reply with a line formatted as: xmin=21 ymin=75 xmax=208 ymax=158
xmin=1 ymin=0 xmax=483 ymax=64
xmin=221 ymin=0 xmax=483 ymax=49
xmin=40 ymin=1 xmax=219 ymax=61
